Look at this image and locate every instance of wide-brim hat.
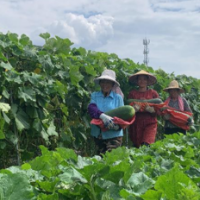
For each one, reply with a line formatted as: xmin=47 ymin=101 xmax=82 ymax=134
xmin=94 ymin=69 xmax=120 ymax=86
xmin=129 ymin=70 xmax=157 ymax=86
xmin=163 ymin=80 xmax=184 ymax=93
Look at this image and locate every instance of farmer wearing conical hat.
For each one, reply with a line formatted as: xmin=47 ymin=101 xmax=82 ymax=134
xmin=128 ymin=70 xmax=159 ymax=148
xmin=87 ymin=69 xmax=124 ymax=155
xmin=163 ymin=80 xmax=193 ymax=134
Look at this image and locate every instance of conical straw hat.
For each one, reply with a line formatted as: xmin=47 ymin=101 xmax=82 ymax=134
xmin=129 ymin=70 xmax=157 ymax=86
xmin=163 ymin=80 xmax=184 ymax=93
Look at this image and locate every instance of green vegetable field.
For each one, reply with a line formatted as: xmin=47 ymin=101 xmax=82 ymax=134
xmin=0 ymin=32 xmax=200 ymax=199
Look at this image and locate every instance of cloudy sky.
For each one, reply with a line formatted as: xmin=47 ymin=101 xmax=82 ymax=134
xmin=1 ymin=0 xmax=200 ymax=78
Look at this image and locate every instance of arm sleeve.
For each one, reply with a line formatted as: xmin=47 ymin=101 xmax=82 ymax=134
xmin=183 ymin=98 xmax=192 ymax=112
xmin=88 ymin=103 xmax=103 ymax=119
xmin=152 ymin=90 xmax=159 ymax=98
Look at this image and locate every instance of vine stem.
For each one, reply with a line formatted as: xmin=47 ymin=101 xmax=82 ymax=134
xmin=10 ymin=89 xmax=21 ymax=166
xmin=89 ymin=175 xmax=97 ymax=200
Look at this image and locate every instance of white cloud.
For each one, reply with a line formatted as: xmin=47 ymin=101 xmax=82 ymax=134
xmin=31 ymin=13 xmax=114 ymax=48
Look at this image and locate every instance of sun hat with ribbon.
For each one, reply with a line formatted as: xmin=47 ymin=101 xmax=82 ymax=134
xmin=163 ymin=80 xmax=184 ymax=93
xmin=129 ymin=70 xmax=157 ymax=86
xmin=94 ymin=69 xmax=120 ymax=86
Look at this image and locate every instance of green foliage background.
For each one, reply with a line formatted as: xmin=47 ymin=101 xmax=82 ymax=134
xmin=0 ymin=31 xmax=200 ymax=168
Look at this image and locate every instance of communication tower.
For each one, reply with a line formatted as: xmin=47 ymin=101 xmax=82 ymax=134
xmin=143 ymin=38 xmax=150 ymax=66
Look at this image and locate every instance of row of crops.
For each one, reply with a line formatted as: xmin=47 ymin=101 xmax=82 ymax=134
xmin=0 ymin=132 xmax=200 ymax=199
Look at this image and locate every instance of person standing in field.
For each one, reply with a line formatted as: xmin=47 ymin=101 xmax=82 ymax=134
xmin=87 ymin=69 xmax=124 ymax=155
xmin=128 ymin=70 xmax=159 ymax=148
xmin=163 ymin=80 xmax=193 ymax=135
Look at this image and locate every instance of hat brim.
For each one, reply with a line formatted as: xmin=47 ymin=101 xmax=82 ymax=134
xmin=163 ymin=87 xmax=184 ymax=93
xmin=94 ymin=75 xmax=120 ymax=86
xmin=129 ymin=74 xmax=157 ymax=86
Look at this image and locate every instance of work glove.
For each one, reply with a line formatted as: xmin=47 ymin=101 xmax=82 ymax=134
xmin=99 ymin=113 xmax=120 ymax=130
xmin=163 ymin=114 xmax=170 ymax=120
xmin=112 ymin=124 xmax=121 ymax=131
xmin=145 ymin=105 xmax=155 ymax=113
xmin=133 ymin=104 xmax=141 ymax=112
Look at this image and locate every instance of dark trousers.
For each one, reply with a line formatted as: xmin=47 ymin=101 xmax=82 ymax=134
xmin=164 ymin=128 xmax=186 ymax=135
xmin=93 ymin=136 xmax=123 ymax=156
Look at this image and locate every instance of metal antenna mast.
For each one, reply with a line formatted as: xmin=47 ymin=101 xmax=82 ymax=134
xmin=143 ymin=38 xmax=150 ymax=66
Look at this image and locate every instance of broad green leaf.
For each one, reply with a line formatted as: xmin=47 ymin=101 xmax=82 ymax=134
xmin=56 ymin=70 xmax=70 ymax=79
xmin=19 ymin=34 xmax=32 ymax=46
xmin=38 ymin=54 xmax=54 ymax=70
xmin=47 ymin=121 xmax=58 ymax=137
xmin=36 ymin=178 xmax=59 ymax=192
xmin=101 ymin=184 xmax=123 ymax=200
xmin=2 ymin=88 xmax=10 ymax=99
xmin=126 ymin=172 xmax=155 ymax=195
xmin=24 ymin=46 xmax=37 ymax=58
xmin=40 ymin=32 xmax=51 ymax=40
xmin=18 ymin=87 xmax=36 ymax=102
xmin=141 ymin=190 xmax=162 ymax=200
xmin=100 ymin=190 xmax=114 ymax=200
xmin=33 ymin=118 xmax=42 ymax=132
xmin=56 ymin=148 xmax=77 ymax=162
xmin=0 ymin=40 xmax=9 ymax=48
xmin=0 ymin=102 xmax=10 ymax=112
xmin=0 ymin=51 xmax=7 ymax=61
xmin=60 ymin=103 xmax=68 ymax=117
xmin=120 ymin=188 xmax=137 ymax=199
xmin=103 ymin=146 xmax=130 ymax=165
xmin=40 ymin=145 xmax=50 ymax=155
xmin=69 ymin=65 xmax=84 ymax=86
xmin=6 ymin=131 xmax=18 ymax=145
xmin=15 ymin=108 xmax=30 ymax=131
xmin=54 ymin=80 xmax=68 ymax=98
xmin=155 ymin=164 xmax=197 ymax=199
xmin=37 ymin=96 xmax=48 ymax=108
xmin=7 ymin=32 xmax=18 ymax=43
xmin=22 ymin=72 xmax=43 ymax=85
xmin=0 ymin=173 xmax=35 ymax=200
xmin=56 ymin=36 xmax=73 ymax=47
xmin=177 ymin=184 xmax=200 ymax=199
xmin=95 ymin=176 xmax=116 ymax=189
xmin=21 ymin=163 xmax=31 ymax=170
xmin=104 ymin=158 xmax=131 ymax=183
xmin=0 ymin=61 xmax=13 ymax=70
xmin=72 ymin=47 xmax=87 ymax=56
xmin=41 ymin=128 xmax=49 ymax=143
xmin=3 ymin=166 xmax=43 ymax=182
xmin=5 ymin=70 xmax=22 ymax=84
xmin=2 ymin=112 xmax=10 ymax=124
xmin=45 ymin=36 xmax=73 ymax=54
xmin=11 ymin=45 xmax=23 ymax=56
xmin=29 ymin=150 xmax=63 ymax=177
xmin=58 ymin=166 xmax=87 ymax=184
xmin=186 ymin=166 xmax=200 ymax=184
xmin=85 ymin=64 xmax=96 ymax=76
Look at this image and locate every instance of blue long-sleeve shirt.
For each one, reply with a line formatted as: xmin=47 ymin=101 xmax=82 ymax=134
xmin=88 ymin=91 xmax=124 ymax=139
